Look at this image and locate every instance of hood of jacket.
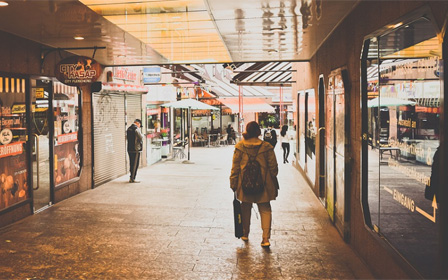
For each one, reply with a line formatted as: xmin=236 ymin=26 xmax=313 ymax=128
xmin=234 ymin=139 xmax=273 ymax=155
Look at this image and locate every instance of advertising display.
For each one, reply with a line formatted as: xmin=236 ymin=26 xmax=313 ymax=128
xmin=0 ymin=75 xmax=29 ymax=211
xmin=53 ymin=83 xmax=81 ymax=186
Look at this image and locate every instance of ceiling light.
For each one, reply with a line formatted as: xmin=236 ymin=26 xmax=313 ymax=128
xmin=0 ymin=1 xmax=8 ymax=7
xmin=74 ymin=36 xmax=84 ymax=40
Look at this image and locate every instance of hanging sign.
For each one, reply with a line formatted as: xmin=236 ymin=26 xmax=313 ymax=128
xmin=143 ymin=67 xmax=161 ymax=83
xmin=55 ymin=56 xmax=102 ymax=86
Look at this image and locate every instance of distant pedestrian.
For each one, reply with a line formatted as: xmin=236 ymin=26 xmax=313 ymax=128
xmin=126 ymin=119 xmax=143 ymax=183
xmin=226 ymin=124 xmax=236 ymax=144
xmin=280 ymin=125 xmax=290 ymax=163
xmin=230 ymin=121 xmax=279 ymax=247
xmin=263 ymin=125 xmax=277 ymax=148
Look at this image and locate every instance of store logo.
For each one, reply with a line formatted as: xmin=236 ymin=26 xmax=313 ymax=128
xmin=55 ymin=56 xmax=102 ymax=86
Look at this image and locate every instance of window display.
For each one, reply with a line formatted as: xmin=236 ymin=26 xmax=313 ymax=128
xmin=53 ymin=83 xmax=81 ymax=186
xmin=0 ymin=75 xmax=28 ymax=210
xmin=362 ymin=17 xmax=441 ymax=278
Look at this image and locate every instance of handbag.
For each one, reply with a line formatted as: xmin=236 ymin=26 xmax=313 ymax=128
xmin=233 ymin=193 xmax=243 ymax=238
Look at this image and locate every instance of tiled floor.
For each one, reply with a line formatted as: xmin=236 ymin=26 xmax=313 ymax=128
xmin=0 ymin=146 xmax=374 ymax=279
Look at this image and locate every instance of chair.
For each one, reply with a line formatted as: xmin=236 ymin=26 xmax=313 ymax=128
xmin=218 ymin=134 xmax=228 ymax=146
xmin=172 ymin=138 xmax=188 ymax=159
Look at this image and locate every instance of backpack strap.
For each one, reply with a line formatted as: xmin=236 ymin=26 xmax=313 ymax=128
xmin=243 ymin=144 xmax=262 ymax=160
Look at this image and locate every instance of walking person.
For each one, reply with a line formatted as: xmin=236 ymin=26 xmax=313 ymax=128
xmin=263 ymin=125 xmax=277 ymax=148
xmin=230 ymin=121 xmax=279 ymax=247
xmin=280 ymin=125 xmax=290 ymax=163
xmin=126 ymin=119 xmax=143 ymax=183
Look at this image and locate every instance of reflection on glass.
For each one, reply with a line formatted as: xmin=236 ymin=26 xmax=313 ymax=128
xmin=364 ymin=17 xmax=440 ymax=278
xmin=53 ymin=82 xmax=81 ymax=186
xmin=305 ymin=90 xmax=316 ymax=183
xmin=298 ymin=92 xmax=306 ymax=167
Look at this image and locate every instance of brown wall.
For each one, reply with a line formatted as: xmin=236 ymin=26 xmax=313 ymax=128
xmin=0 ymin=30 xmax=93 ymax=226
xmin=292 ymin=1 xmax=448 ymax=278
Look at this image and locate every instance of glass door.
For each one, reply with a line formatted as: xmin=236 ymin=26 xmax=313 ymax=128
xmin=30 ymin=78 xmax=53 ymax=211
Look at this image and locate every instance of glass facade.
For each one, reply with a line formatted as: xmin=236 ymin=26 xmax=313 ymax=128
xmin=0 ymin=75 xmax=29 ymax=210
xmin=362 ymin=17 xmax=441 ymax=278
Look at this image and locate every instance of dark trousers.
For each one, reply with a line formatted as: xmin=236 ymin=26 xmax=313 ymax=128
xmin=282 ymin=142 xmax=290 ymax=163
xmin=128 ymin=152 xmax=141 ymax=180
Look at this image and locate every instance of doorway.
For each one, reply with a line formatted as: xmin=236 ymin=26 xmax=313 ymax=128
xmin=30 ymin=78 xmax=53 ymax=212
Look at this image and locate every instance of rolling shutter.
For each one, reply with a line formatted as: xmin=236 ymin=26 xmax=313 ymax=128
xmin=93 ymin=93 xmax=127 ymax=186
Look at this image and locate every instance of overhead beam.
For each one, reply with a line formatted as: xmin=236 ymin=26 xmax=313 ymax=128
xmin=232 ymin=69 xmax=296 ymax=73
xmin=231 ymin=82 xmax=293 ymax=87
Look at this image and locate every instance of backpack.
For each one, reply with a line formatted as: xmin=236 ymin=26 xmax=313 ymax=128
xmin=241 ymin=145 xmax=265 ymax=195
xmin=264 ymin=129 xmax=272 ymax=141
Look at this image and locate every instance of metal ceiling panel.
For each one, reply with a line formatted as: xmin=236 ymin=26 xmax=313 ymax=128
xmin=207 ymin=0 xmax=360 ymax=61
xmin=0 ymin=0 xmax=167 ymax=66
xmin=0 ymin=0 xmax=360 ymax=65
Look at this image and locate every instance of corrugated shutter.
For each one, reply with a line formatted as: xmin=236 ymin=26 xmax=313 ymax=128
xmin=93 ymin=93 xmax=127 ymax=186
xmin=126 ymin=94 xmax=142 ymax=128
xmin=125 ymin=94 xmax=143 ymax=169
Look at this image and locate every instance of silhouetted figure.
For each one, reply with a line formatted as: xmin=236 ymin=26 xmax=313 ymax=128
xmin=280 ymin=125 xmax=290 ymax=164
xmin=127 ymin=119 xmax=143 ymax=183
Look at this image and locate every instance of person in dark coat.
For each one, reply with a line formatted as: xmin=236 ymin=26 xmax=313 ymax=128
xmin=230 ymin=121 xmax=279 ymax=247
xmin=263 ymin=125 xmax=277 ymax=148
xmin=126 ymin=119 xmax=143 ymax=183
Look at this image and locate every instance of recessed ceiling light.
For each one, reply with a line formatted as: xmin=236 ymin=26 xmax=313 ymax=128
xmin=74 ymin=36 xmax=84 ymax=40
xmin=0 ymin=1 xmax=8 ymax=6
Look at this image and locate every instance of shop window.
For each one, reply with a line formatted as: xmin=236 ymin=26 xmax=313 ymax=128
xmin=305 ymin=90 xmax=316 ymax=182
xmin=53 ymin=83 xmax=82 ymax=187
xmin=0 ymin=75 xmax=28 ymax=211
xmin=361 ymin=16 xmax=441 ymax=278
xmin=297 ymin=91 xmax=306 ymax=167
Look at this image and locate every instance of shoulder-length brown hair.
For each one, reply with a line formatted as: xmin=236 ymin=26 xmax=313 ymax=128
xmin=242 ymin=121 xmax=261 ymax=140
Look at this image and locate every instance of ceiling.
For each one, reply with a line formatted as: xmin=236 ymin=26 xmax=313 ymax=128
xmin=0 ymin=0 xmax=359 ymax=66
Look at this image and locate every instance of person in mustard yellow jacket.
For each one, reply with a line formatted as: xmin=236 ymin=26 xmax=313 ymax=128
xmin=230 ymin=121 xmax=279 ymax=247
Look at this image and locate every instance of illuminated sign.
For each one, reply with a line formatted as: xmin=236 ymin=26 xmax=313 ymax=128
xmin=55 ymin=56 xmax=102 ymax=86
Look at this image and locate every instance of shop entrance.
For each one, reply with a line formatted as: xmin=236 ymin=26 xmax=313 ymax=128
xmin=325 ymin=69 xmax=349 ymax=238
xmin=30 ymin=78 xmax=53 ymax=211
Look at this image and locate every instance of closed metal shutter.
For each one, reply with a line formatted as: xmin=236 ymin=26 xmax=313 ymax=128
xmin=125 ymin=94 xmax=143 ymax=169
xmin=93 ymin=92 xmax=127 ymax=186
xmin=126 ymin=94 xmax=142 ymax=128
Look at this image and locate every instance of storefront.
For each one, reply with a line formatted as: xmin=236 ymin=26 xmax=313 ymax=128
xmin=92 ymin=84 xmax=146 ymax=186
xmin=361 ymin=12 xmax=442 ymax=279
xmin=0 ymin=74 xmax=82 ymax=214
xmin=146 ymin=105 xmax=169 ymax=164
xmin=0 ymin=73 xmax=30 ymax=213
xmin=92 ymin=67 xmax=147 ymax=186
